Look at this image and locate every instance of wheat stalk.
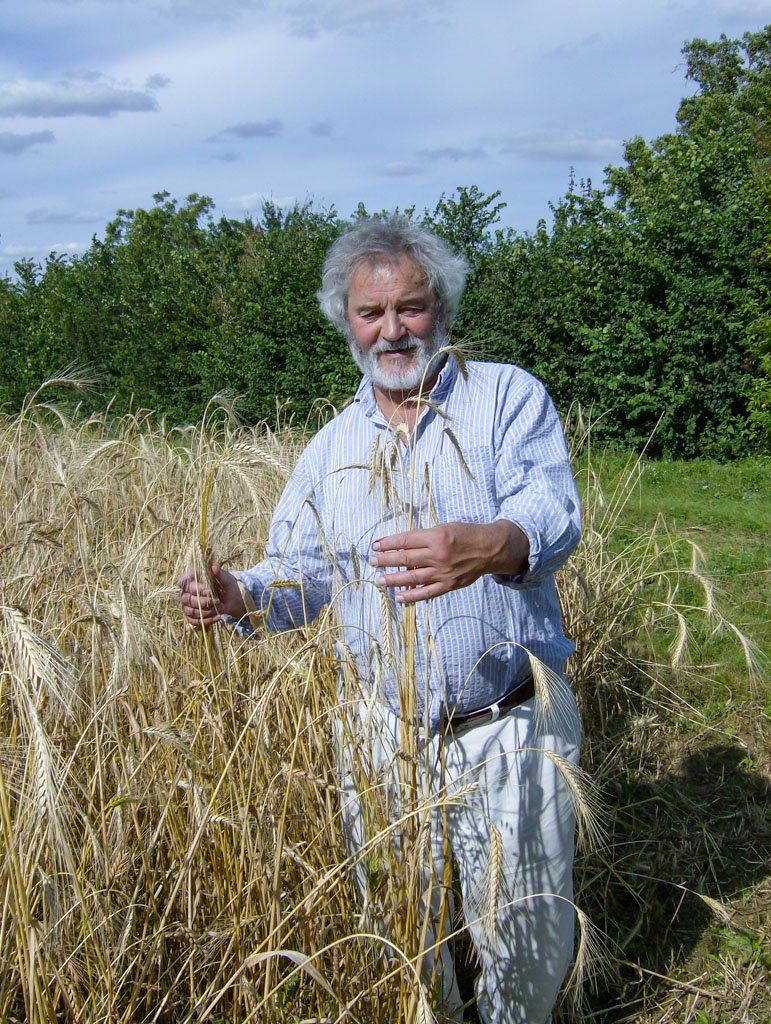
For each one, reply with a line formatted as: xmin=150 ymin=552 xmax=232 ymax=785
xmin=441 ymin=426 xmax=474 ymax=479
xmin=0 ymin=395 xmax=763 ymax=1024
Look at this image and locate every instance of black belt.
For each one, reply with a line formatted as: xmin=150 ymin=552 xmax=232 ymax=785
xmin=441 ymin=675 xmax=536 ymax=732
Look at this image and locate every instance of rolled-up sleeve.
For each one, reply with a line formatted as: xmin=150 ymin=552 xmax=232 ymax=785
xmin=228 ymin=449 xmax=334 ymax=634
xmin=491 ymin=375 xmax=581 ymax=588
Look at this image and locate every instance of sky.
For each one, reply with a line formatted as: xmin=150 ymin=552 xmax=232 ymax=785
xmin=1 ymin=0 xmax=769 ymax=277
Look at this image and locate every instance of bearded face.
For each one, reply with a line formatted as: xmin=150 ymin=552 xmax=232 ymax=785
xmin=345 ymin=255 xmax=447 ymax=394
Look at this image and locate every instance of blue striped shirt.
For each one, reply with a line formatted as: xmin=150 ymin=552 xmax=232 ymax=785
xmin=236 ymin=357 xmax=581 ymax=732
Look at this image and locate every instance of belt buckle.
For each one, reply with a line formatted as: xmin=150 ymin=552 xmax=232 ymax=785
xmin=442 ymin=676 xmax=534 ymax=734
xmin=442 ymin=699 xmax=497 ymax=733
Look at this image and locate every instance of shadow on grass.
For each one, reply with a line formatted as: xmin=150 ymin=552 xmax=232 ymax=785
xmin=572 ymin=730 xmax=771 ymax=1022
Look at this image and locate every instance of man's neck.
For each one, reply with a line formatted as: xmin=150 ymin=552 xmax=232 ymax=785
xmin=371 ymin=357 xmax=447 ymax=432
xmin=373 ymin=378 xmax=436 ymax=432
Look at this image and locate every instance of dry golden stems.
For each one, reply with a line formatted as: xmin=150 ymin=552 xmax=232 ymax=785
xmin=0 ymin=393 xmax=761 ymax=1023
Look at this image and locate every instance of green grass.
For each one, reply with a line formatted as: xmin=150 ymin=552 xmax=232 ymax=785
xmin=583 ymin=451 xmax=770 ymax=696
xmin=562 ymin=450 xmax=771 ymax=1024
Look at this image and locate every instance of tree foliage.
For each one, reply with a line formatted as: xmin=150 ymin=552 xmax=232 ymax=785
xmin=2 ymin=28 xmax=768 ymax=456
xmin=454 ymin=27 xmax=770 ymax=456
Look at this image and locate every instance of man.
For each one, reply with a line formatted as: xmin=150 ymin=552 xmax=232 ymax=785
xmin=178 ymin=216 xmax=582 ymax=1024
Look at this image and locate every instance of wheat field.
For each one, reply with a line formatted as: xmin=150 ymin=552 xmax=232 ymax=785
xmin=0 ymin=382 xmax=765 ymax=1024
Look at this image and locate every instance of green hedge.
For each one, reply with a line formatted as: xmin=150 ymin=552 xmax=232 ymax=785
xmin=1 ymin=28 xmax=768 ymax=456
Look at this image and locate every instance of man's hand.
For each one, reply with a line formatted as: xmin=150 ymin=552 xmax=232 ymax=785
xmin=176 ymin=563 xmax=247 ymax=629
xmin=370 ymin=520 xmax=529 ymax=604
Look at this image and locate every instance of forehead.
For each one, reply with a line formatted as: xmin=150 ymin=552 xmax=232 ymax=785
xmin=347 ymin=254 xmax=432 ymax=301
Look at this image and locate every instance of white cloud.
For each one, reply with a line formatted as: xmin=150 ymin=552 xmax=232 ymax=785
xmin=498 ymin=128 xmax=622 ymax=162
xmin=27 ymin=208 xmax=102 ymax=225
xmin=213 ymin=119 xmax=283 ymax=139
xmin=286 ymin=0 xmax=447 ymax=38
xmin=0 ymin=241 xmax=85 ymax=260
xmin=0 ymin=74 xmax=158 ymax=118
xmin=381 ymin=162 xmax=423 ymax=177
xmin=418 ymin=146 xmax=488 ymax=162
xmin=0 ymin=130 xmax=55 ymax=154
xmin=3 ymin=0 xmax=769 ymax=272
xmin=225 ymin=191 xmax=297 ymax=212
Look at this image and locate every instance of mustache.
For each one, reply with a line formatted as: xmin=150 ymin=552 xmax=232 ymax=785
xmin=371 ymin=338 xmax=420 ymax=355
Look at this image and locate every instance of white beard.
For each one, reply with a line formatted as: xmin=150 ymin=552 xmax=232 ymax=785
xmin=347 ymin=327 xmax=448 ymax=393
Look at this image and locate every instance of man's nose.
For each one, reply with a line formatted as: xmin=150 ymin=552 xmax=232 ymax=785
xmin=381 ymin=309 xmax=406 ymax=341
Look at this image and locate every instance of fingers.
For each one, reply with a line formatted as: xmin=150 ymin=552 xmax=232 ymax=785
xmin=369 ymin=547 xmax=430 ymax=571
xmin=182 ymin=606 xmax=219 ymax=628
xmin=369 ymin=523 xmax=484 ymax=602
xmin=178 ymin=575 xmax=210 ymax=602
xmin=370 ymin=529 xmax=442 ymax=603
xmin=177 ymin=567 xmax=220 ymax=629
xmin=375 ymin=566 xmax=430 ymax=586
xmin=374 ymin=568 xmax=436 ymax=604
xmin=370 ymin=528 xmax=437 ymax=571
xmin=372 ymin=529 xmax=430 ymax=554
xmin=176 ymin=569 xmax=196 ymax=590
xmin=180 ymin=586 xmax=215 ymax=610
xmin=181 ymin=590 xmax=220 ymax=627
xmin=369 ymin=533 xmax=432 ymax=601
xmin=392 ymin=581 xmax=444 ymax=604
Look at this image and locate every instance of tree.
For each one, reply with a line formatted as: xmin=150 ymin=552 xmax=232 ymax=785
xmin=425 ymin=185 xmax=506 ymax=265
xmin=199 ymin=201 xmax=350 ymax=423
xmin=0 ymin=274 xmax=26 ymax=410
xmin=459 ymin=27 xmax=771 ymax=456
xmin=601 ymin=27 xmax=771 ymax=454
xmin=2 ymin=28 xmax=767 ymax=454
xmin=5 ymin=193 xmax=228 ymax=420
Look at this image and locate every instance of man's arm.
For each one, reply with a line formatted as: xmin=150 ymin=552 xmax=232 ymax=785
xmin=490 ymin=376 xmax=580 ymax=585
xmin=370 ymin=370 xmax=579 ymax=604
xmin=177 ymin=441 xmax=335 ymax=633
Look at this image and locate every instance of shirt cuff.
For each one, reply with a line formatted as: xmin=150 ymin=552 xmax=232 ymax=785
xmin=220 ymin=571 xmax=265 ymax=636
xmin=491 ymin=513 xmax=542 ymax=588
xmin=220 ymin=612 xmax=256 ymax=636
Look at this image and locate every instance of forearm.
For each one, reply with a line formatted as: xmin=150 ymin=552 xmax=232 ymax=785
xmin=495 ymin=494 xmax=580 ymax=582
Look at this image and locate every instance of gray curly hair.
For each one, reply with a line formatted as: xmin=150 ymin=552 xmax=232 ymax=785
xmin=317 ymin=216 xmax=469 ymax=333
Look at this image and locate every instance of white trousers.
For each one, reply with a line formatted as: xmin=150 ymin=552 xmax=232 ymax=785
xmin=339 ymin=683 xmax=581 ymax=1024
